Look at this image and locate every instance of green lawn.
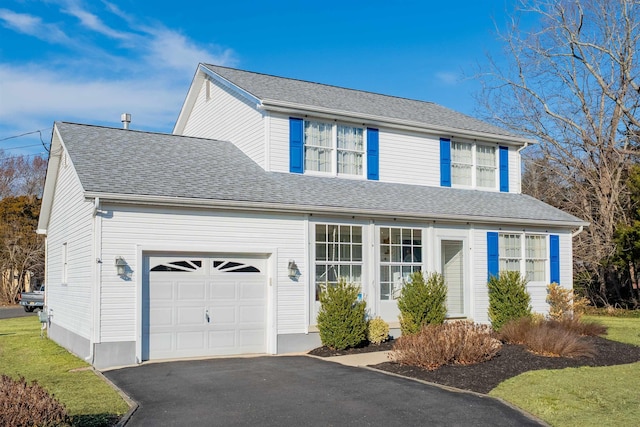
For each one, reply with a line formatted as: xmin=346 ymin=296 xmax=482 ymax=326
xmin=490 ymin=316 xmax=640 ymax=427
xmin=0 ymin=316 xmax=130 ymax=426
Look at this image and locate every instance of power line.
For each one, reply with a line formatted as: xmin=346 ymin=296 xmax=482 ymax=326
xmin=0 ymin=128 xmax=51 ymax=154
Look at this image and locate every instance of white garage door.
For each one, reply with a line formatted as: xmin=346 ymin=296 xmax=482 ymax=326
xmin=143 ymin=255 xmax=267 ymax=360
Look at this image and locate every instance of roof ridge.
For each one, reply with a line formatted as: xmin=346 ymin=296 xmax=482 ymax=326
xmin=57 ymin=121 xmax=228 ymax=143
xmin=203 ymin=64 xmax=442 ymax=107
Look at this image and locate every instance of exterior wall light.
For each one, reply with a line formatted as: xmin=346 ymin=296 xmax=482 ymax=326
xmin=287 ymin=260 xmax=298 ymax=279
xmin=115 ymin=257 xmax=127 ymax=277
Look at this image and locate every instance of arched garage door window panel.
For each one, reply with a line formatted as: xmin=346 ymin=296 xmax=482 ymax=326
xmin=213 ymin=260 xmax=261 ymax=273
xmin=150 ymin=260 xmax=203 ymax=272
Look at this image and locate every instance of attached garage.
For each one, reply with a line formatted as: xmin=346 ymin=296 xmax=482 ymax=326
xmin=142 ymin=255 xmax=268 ymax=361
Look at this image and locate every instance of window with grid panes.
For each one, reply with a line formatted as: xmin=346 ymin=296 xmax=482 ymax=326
xmin=304 ymin=120 xmax=364 ymax=176
xmin=451 ymin=141 xmax=497 ymax=188
xmin=499 ymin=233 xmax=547 ymax=282
xmin=314 ymin=224 xmax=363 ymax=300
xmin=379 ymin=227 xmax=422 ymax=300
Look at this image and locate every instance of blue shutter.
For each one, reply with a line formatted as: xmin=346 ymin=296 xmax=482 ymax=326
xmin=289 ymin=118 xmax=304 ymax=174
xmin=440 ymin=138 xmax=451 ymax=187
xmin=487 ymin=232 xmax=499 ymax=281
xmin=499 ymin=146 xmax=509 ymax=192
xmin=550 ymin=235 xmax=560 ymax=284
xmin=367 ymin=128 xmax=379 ymax=180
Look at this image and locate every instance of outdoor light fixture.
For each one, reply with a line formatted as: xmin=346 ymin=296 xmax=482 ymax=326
xmin=287 ymin=260 xmax=298 ymax=279
xmin=115 ymin=257 xmax=127 ymax=277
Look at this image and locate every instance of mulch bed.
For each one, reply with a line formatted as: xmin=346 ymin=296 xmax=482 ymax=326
xmin=309 ymin=337 xmax=640 ymax=394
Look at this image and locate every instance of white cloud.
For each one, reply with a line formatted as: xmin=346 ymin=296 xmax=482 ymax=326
xmin=143 ymin=27 xmax=236 ymax=73
xmin=435 ymin=71 xmax=459 ymax=86
xmin=0 ymin=9 xmax=71 ymax=44
xmin=63 ymin=4 xmax=130 ymax=40
xmin=0 ymin=0 xmax=237 ymax=151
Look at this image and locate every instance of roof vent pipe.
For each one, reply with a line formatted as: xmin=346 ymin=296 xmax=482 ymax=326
xmin=121 ymin=113 xmax=131 ymax=130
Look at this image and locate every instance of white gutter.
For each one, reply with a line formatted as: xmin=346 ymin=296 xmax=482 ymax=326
xmin=259 ymin=101 xmax=536 ymax=147
xmin=84 ymin=191 xmax=588 ymax=228
xmin=572 ymin=225 xmax=585 ymax=238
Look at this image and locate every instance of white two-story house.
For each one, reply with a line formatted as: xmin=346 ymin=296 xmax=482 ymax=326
xmin=37 ymin=64 xmax=587 ymax=369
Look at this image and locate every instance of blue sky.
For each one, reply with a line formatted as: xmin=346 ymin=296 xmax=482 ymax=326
xmin=0 ymin=0 xmax=524 ymax=157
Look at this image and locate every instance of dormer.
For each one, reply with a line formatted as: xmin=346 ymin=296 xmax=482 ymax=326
xmin=174 ymin=64 xmax=534 ymax=193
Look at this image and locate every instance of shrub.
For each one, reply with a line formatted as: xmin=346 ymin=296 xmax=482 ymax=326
xmin=488 ymin=271 xmax=532 ymax=331
xmin=0 ymin=375 xmax=69 ymax=427
xmin=316 ymin=279 xmax=367 ymax=350
xmin=367 ymin=316 xmax=390 ymax=345
xmin=392 ymin=322 xmax=502 ymax=370
xmin=499 ymin=317 xmax=596 ymax=358
xmin=550 ymin=317 xmax=607 ymax=337
xmin=397 ymin=271 xmax=447 ymax=335
xmin=546 ymin=283 xmax=590 ymax=320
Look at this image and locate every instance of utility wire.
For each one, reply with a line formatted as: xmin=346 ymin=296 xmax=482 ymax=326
xmin=0 ymin=128 xmax=51 ymax=153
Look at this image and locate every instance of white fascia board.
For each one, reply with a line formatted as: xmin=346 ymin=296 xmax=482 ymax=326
xmin=84 ymin=191 xmax=587 ymax=229
xmin=173 ymin=66 xmax=205 ymax=135
xmin=260 ymin=101 xmax=537 ymax=146
xmin=37 ymin=123 xmax=64 ymax=233
xmin=199 ymin=64 xmax=262 ymax=107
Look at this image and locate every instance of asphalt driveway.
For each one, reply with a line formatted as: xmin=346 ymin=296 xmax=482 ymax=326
xmin=0 ymin=305 xmax=34 ymax=319
xmin=104 ymin=356 xmax=543 ymax=426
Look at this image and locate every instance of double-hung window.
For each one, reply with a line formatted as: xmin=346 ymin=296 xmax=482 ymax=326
xmin=304 ymin=120 xmax=365 ymax=176
xmin=499 ymin=233 xmax=547 ymax=282
xmin=379 ymin=227 xmax=422 ymax=300
xmin=451 ymin=142 xmax=497 ymax=188
xmin=314 ymin=224 xmax=363 ymax=300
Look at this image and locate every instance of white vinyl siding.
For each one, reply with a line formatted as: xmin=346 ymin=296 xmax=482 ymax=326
xmin=99 ymin=206 xmax=307 ymax=341
xmin=180 ymin=77 xmax=265 ymax=168
xmin=45 ymin=149 xmax=95 ymax=340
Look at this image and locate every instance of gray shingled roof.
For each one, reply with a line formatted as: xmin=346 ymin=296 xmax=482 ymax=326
xmin=203 ymin=64 xmax=524 ymax=140
xmin=57 ymin=122 xmax=584 ymax=227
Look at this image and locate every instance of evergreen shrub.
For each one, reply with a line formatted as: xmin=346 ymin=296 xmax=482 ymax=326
xmin=367 ymin=316 xmax=390 ymax=345
xmin=397 ymin=271 xmax=447 ymax=335
xmin=488 ymin=271 xmax=532 ymax=331
xmin=316 ymin=279 xmax=367 ymax=350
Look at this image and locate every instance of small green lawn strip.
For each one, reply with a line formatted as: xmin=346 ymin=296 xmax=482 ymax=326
xmin=490 ymin=315 xmax=640 ymax=427
xmin=0 ymin=316 xmax=129 ymax=426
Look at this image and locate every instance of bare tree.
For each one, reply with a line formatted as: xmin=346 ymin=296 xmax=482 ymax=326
xmin=478 ymin=0 xmax=640 ymax=305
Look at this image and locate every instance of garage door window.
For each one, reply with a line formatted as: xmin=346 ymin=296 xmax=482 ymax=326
xmin=213 ymin=260 xmax=261 ymax=273
xmin=150 ymin=260 xmax=203 ymax=272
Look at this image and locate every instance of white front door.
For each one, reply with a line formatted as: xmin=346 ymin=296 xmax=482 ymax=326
xmin=143 ymin=255 xmax=267 ymax=360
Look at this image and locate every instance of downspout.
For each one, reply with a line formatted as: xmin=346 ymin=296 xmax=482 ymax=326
xmin=572 ymin=225 xmax=584 ymax=238
xmin=85 ymin=197 xmax=102 ymax=364
xmin=517 ymin=142 xmax=529 ymax=194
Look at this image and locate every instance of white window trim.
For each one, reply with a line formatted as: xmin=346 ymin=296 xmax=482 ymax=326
xmin=451 ymin=140 xmax=499 ymax=190
xmin=303 ymin=119 xmax=367 ymax=179
xmin=498 ymin=232 xmax=548 ymax=283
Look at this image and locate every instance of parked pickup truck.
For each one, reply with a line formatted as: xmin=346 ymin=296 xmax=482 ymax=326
xmin=19 ymin=285 xmax=45 ymax=312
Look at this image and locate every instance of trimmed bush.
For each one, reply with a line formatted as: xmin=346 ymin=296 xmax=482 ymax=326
xmin=397 ymin=271 xmax=447 ymax=335
xmin=546 ymin=283 xmax=590 ymax=320
xmin=498 ymin=317 xmax=597 ymax=358
xmin=367 ymin=316 xmax=390 ymax=345
xmin=488 ymin=271 xmax=532 ymax=331
xmin=316 ymin=279 xmax=367 ymax=350
xmin=0 ymin=375 xmax=69 ymax=427
xmin=392 ymin=322 xmax=502 ymax=370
